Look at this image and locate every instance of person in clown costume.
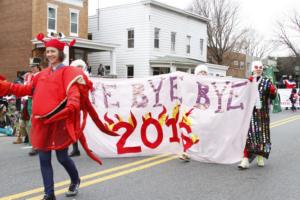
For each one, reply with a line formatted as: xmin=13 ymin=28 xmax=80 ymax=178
xmin=238 ymin=61 xmax=276 ymax=169
xmin=0 ymin=33 xmax=117 ymax=200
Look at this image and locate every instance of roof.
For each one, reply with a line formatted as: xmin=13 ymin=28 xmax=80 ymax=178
xmin=53 ymin=0 xmax=83 ymax=7
xmin=143 ymin=0 xmax=209 ymax=23
xmin=150 ymin=56 xmax=204 ymax=66
xmin=92 ymin=0 xmax=209 ymax=23
xmin=31 ymin=37 xmax=119 ymax=52
xmin=206 ymin=63 xmax=229 ymax=71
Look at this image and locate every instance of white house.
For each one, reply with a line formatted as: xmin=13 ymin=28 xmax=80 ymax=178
xmin=88 ymin=0 xmax=227 ymax=78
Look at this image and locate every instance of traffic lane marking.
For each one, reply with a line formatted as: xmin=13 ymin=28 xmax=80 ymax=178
xmin=1 ymin=116 xmax=300 ymax=200
xmin=26 ymin=155 xmax=178 ymax=200
xmin=0 ymin=154 xmax=171 ymax=200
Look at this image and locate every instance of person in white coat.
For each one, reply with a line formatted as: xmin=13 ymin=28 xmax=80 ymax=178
xmin=69 ymin=59 xmax=89 ymax=157
xmin=179 ymin=64 xmax=209 ymax=162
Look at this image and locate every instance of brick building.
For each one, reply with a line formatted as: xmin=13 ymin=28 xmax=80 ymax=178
xmin=207 ymin=47 xmax=246 ymax=78
xmin=0 ymin=0 xmax=117 ymax=81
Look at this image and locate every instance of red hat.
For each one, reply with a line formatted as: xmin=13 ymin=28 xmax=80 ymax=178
xmin=36 ymin=33 xmax=76 ymax=51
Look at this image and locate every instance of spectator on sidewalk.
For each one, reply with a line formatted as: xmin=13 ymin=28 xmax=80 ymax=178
xmin=13 ymin=71 xmax=29 ymax=144
xmin=289 ymin=88 xmax=298 ymax=112
xmin=0 ymin=76 xmax=14 ymax=136
xmin=87 ymin=62 xmax=92 ymax=75
xmin=0 ymin=99 xmax=13 ymax=136
xmin=26 ymin=62 xmax=42 ymax=156
xmin=97 ymin=64 xmax=104 ymax=76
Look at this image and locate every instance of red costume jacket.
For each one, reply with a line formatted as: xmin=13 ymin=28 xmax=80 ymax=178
xmin=0 ymin=66 xmax=117 ymax=164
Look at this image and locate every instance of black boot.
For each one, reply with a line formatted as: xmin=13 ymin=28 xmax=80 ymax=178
xmin=69 ymin=150 xmax=80 ymax=157
xmin=23 ymin=135 xmax=29 ymax=143
xmin=42 ymin=194 xmax=56 ymax=200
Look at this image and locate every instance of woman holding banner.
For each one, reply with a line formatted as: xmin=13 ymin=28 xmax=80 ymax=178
xmin=179 ymin=64 xmax=208 ymax=162
xmin=68 ymin=59 xmax=91 ymax=157
xmin=238 ymin=61 xmax=276 ymax=169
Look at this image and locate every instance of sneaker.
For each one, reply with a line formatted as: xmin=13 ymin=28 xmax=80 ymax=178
xmin=42 ymin=194 xmax=56 ymax=200
xmin=65 ymin=179 xmax=80 ymax=197
xmin=179 ymin=153 xmax=190 ymax=162
xmin=257 ymin=155 xmax=264 ymax=167
xmin=69 ymin=150 xmax=80 ymax=157
xmin=238 ymin=157 xmax=249 ymax=169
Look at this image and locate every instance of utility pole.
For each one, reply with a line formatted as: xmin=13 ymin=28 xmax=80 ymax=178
xmin=97 ymin=0 xmax=100 ymax=31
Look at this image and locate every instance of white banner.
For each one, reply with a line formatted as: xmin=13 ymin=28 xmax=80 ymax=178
xmin=85 ymin=72 xmax=258 ymax=164
xmin=277 ymin=88 xmax=300 ymax=108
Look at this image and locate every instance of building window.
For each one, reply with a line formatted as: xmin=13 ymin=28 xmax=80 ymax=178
xmin=186 ymin=35 xmax=191 ymax=54
xmin=104 ymin=65 xmax=110 ymax=75
xmin=88 ymin=33 xmax=92 ymax=40
xmin=176 ymin=68 xmax=189 ymax=72
xmin=127 ymin=65 xmax=134 ymax=78
xmin=128 ymin=29 xmax=134 ymax=48
xmin=70 ymin=9 xmax=79 ymax=36
xmin=154 ymin=28 xmax=160 ymax=48
xmin=240 ymin=61 xmax=245 ymax=69
xmin=200 ymin=39 xmax=204 ymax=56
xmin=47 ymin=4 xmax=57 ymax=33
xmin=171 ymin=32 xmax=176 ymax=52
xmin=152 ymin=67 xmax=170 ymax=76
xmin=233 ymin=60 xmax=239 ymax=66
xmin=247 ymin=62 xmax=251 ymax=70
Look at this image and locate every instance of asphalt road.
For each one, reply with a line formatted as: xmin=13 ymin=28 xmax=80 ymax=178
xmin=0 ymin=110 xmax=299 ymax=200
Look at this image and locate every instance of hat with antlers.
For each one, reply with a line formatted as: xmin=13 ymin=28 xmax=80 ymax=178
xmin=36 ymin=33 xmax=76 ymax=51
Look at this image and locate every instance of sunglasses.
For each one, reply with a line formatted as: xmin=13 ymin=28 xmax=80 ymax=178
xmin=254 ymin=65 xmax=263 ymax=70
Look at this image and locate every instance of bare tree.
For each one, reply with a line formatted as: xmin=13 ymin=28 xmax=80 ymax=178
xmin=191 ymin=0 xmax=248 ymax=65
xmin=276 ymin=11 xmax=300 ymax=58
xmin=243 ymin=29 xmax=272 ymax=59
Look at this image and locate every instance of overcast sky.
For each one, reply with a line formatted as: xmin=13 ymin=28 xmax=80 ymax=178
xmin=88 ymin=0 xmax=300 ymax=56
